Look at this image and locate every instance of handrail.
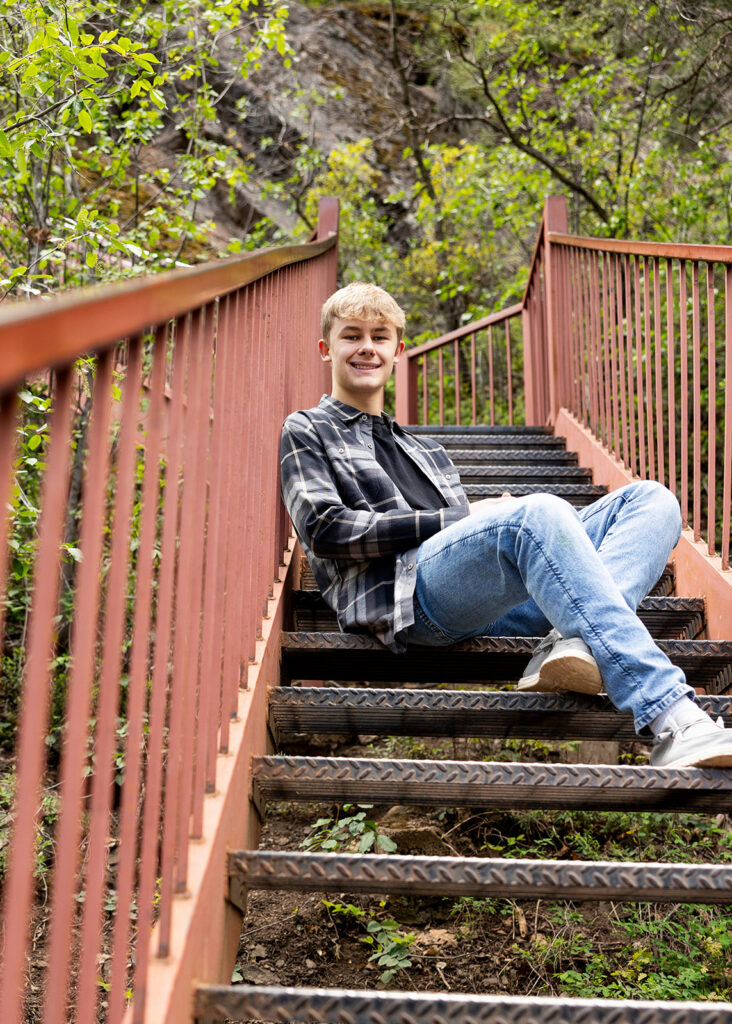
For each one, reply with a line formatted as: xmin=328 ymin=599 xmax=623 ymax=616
xmin=404 ymin=304 xmax=523 ymax=358
xmin=0 ymin=199 xmax=338 ymax=1024
xmin=548 ymin=231 xmax=732 ymax=263
xmin=0 ymin=237 xmax=335 ymax=392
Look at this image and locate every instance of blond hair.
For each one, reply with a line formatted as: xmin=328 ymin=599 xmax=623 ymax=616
xmin=321 ymin=282 xmax=406 ymax=342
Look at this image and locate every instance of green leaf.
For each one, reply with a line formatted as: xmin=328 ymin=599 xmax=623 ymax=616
xmin=85 ymin=251 xmax=98 ymax=268
xmin=0 ymin=129 xmax=13 ymax=159
xmin=78 ymin=109 xmax=93 ymax=133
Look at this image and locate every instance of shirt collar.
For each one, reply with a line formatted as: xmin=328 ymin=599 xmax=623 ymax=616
xmin=318 ymin=394 xmax=396 ymax=429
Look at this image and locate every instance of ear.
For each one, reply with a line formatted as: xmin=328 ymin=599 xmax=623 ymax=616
xmin=318 ymin=338 xmax=331 ymax=362
xmin=392 ymin=339 xmax=406 ymax=363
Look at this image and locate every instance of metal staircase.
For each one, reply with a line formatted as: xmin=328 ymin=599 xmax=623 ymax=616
xmin=193 ymin=425 xmax=732 ymax=1024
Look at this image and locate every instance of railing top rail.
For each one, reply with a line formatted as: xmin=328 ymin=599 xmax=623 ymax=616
xmin=404 ymin=303 xmax=523 ymax=359
xmin=548 ymin=231 xmax=732 ymax=263
xmin=0 ymin=236 xmax=335 ymax=391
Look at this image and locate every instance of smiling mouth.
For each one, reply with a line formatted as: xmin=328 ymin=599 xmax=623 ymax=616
xmin=350 ymin=362 xmax=381 ymax=370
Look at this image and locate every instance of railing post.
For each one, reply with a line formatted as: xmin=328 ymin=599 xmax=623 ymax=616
xmin=394 ymin=354 xmax=418 ymax=424
xmin=317 ymin=197 xmax=340 ymax=396
xmin=543 ymin=194 xmax=569 ymax=425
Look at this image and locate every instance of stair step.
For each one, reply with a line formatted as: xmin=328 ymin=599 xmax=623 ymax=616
xmin=417 ymin=434 xmax=567 ymax=450
xmin=252 ymin=755 xmax=732 ymax=813
xmin=291 ymin=595 xmax=705 ymax=640
xmin=448 ymin=448 xmax=579 ymax=465
xmin=464 ymin=483 xmax=607 ymax=504
xmin=408 ymin=425 xmax=555 ymax=435
xmin=227 ymin=850 xmax=732 ymax=905
xmin=194 ymin=984 xmax=732 ymax=1024
xmin=458 ymin=466 xmax=593 ymax=483
xmin=280 ymin=633 xmax=732 ymax=693
xmin=269 ymin=688 xmax=732 ymax=744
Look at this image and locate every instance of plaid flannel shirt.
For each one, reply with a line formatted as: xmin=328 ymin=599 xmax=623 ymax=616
xmin=280 ymin=395 xmax=470 ymax=652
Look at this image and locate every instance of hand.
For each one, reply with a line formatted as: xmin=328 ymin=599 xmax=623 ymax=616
xmin=469 ymin=493 xmax=512 ymax=514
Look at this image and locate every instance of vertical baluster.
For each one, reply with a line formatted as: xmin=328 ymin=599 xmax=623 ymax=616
xmin=634 ymin=257 xmax=646 ymax=479
xmin=608 ymin=253 xmax=620 ymax=456
xmin=643 ymin=257 xmax=656 ymax=479
xmin=200 ymin=294 xmax=235 ymax=795
xmin=666 ymin=258 xmax=677 ymax=498
xmin=624 ymin=255 xmax=637 ymax=476
xmin=0 ymin=368 xmax=74 ymax=1024
xmin=470 ymin=334 xmax=476 ymax=425
xmin=422 ymin=354 xmax=429 ymax=425
xmin=679 ymin=262 xmax=689 ymax=527
xmin=438 ymin=348 xmax=444 ymax=426
xmin=706 ymin=263 xmax=717 ymax=555
xmin=692 ymin=261 xmax=702 ymax=541
xmin=132 ymin=326 xmax=179 ymax=1017
xmin=592 ymin=252 xmax=604 ymax=442
xmin=583 ymin=251 xmax=596 ymax=432
xmin=653 ymin=257 xmax=665 ymax=486
xmin=722 ymin=266 xmax=732 ymax=570
xmin=156 ymin=317 xmax=190 ymax=956
xmin=615 ymin=255 xmax=629 ymax=468
xmin=76 ymin=337 xmax=143 ymax=1024
xmin=488 ymin=326 xmax=495 ymax=426
xmin=505 ymin=320 xmax=514 ymax=426
xmin=454 ymin=339 xmax=460 ymax=426
xmin=220 ymin=289 xmax=246 ymax=747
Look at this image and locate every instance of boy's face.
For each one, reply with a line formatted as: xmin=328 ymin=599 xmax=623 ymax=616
xmin=319 ymin=316 xmax=404 ymax=414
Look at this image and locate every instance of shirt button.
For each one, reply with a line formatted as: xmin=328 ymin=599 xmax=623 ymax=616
xmin=367 ymin=443 xmax=373 ymax=449
xmin=338 ymin=447 xmax=344 ymax=453
xmin=361 ymin=414 xmax=367 ymax=421
xmin=407 ymin=563 xmax=414 ymax=570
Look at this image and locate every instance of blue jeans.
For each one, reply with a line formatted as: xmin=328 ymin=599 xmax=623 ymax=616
xmin=407 ymin=481 xmax=692 ymax=735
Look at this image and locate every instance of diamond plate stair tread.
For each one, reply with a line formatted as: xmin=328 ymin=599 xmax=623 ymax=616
xmin=408 ymin=425 xmax=555 ymax=434
xmin=269 ymin=688 xmax=732 ymax=743
xmin=458 ymin=466 xmax=593 ymax=482
xmin=291 ymin=594 xmax=705 ymax=641
xmin=227 ymin=850 xmax=732 ymax=904
xmin=280 ymin=633 xmax=732 ymax=693
xmin=194 ymin=985 xmax=732 ymax=1024
xmin=419 ymin=434 xmax=567 ymax=450
xmin=252 ymin=756 xmax=732 ymax=812
xmin=448 ymin=448 xmax=579 ymax=465
xmin=464 ymin=483 xmax=607 ymax=504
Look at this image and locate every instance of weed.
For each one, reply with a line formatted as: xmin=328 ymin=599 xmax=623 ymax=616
xmin=362 ymin=918 xmax=416 ymax=984
xmin=301 ymin=804 xmax=397 ymax=854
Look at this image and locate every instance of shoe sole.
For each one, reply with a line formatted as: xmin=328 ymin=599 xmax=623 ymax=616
xmin=517 ymin=652 xmax=603 ymax=696
xmin=653 ymin=752 xmax=732 ymax=769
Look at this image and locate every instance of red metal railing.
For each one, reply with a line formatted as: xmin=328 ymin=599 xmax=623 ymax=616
xmin=396 ymin=196 xmax=731 ymax=569
xmin=395 ymin=306 xmax=524 ymax=427
xmin=549 ymin=229 xmax=732 ymax=569
xmin=0 ymin=199 xmax=337 ymax=1024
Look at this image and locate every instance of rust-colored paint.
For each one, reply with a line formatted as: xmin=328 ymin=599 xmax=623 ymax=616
xmin=127 ymin=540 xmax=296 ymax=1024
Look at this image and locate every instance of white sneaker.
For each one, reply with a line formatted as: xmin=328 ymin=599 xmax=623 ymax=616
xmin=517 ymin=629 xmax=603 ymax=695
xmin=650 ymin=715 xmax=732 ymax=769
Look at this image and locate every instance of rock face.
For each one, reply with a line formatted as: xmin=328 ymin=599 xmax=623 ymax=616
xmin=152 ymin=2 xmax=438 ymax=246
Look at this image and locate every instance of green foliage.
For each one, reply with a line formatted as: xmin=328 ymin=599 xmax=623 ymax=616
xmin=0 ymin=0 xmax=292 ymax=298
xmin=556 ymin=905 xmax=732 ymax=1001
xmin=0 ymin=769 xmax=60 ymax=879
xmin=301 ymin=803 xmax=398 ymax=854
xmin=362 ymin=917 xmax=416 ymax=984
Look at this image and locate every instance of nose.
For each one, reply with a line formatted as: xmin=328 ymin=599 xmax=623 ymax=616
xmin=358 ymin=335 xmax=376 ymax=354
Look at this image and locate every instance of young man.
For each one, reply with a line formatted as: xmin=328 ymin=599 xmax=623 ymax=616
xmin=280 ymin=282 xmax=732 ymax=769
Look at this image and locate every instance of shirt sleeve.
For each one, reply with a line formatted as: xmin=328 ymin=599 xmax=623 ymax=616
xmin=280 ymin=414 xmax=467 ymax=562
